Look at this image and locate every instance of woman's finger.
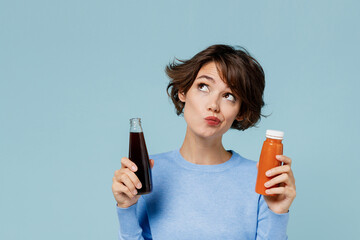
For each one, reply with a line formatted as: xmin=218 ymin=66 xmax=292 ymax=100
xmin=112 ymin=181 xmax=133 ymax=199
xmin=264 ymin=173 xmax=290 ymax=188
xmin=265 ymin=186 xmax=286 ymax=195
xmin=276 ymin=155 xmax=292 ymax=166
xmin=121 ymin=157 xmax=138 ymax=172
xmin=150 ymin=159 xmax=155 ymax=169
xmin=119 ymin=183 xmax=135 ymax=199
xmin=124 ymin=168 xmax=142 ymax=189
xmin=266 ymin=185 xmax=296 ymax=198
xmin=119 ymin=174 xmax=138 ymax=196
xmin=266 ymin=164 xmax=291 ymax=177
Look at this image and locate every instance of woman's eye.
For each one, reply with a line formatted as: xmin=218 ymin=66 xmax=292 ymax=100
xmin=224 ymin=93 xmax=236 ymax=102
xmin=198 ymin=83 xmax=209 ymax=92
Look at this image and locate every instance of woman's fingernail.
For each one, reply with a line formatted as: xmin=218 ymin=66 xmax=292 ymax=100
xmin=133 ymin=190 xmax=137 ymax=195
xmin=137 ymin=183 xmax=142 ymax=189
xmin=131 ymin=165 xmax=137 ymax=171
xmin=266 ymin=171 xmax=271 ymax=176
xmin=264 ymin=182 xmax=270 ymax=187
xmin=276 ymin=155 xmax=282 ymax=159
xmin=265 ymin=190 xmax=270 ymax=194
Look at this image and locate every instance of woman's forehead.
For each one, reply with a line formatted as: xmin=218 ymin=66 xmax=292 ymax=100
xmin=197 ymin=61 xmax=219 ymax=75
xmin=196 ymin=62 xmax=226 ymax=83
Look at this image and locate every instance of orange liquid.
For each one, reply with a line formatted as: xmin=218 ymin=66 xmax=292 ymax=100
xmin=255 ymin=138 xmax=283 ymax=195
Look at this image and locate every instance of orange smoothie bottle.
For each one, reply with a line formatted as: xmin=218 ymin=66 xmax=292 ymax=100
xmin=255 ymin=130 xmax=284 ymax=195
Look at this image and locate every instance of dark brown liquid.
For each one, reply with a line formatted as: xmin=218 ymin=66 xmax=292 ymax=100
xmin=129 ymin=132 xmax=152 ymax=195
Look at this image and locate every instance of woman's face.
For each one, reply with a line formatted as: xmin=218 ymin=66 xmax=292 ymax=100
xmin=179 ymin=61 xmax=242 ymax=139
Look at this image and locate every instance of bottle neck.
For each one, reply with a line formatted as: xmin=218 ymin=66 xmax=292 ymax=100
xmin=265 ymin=137 xmax=283 ymax=143
xmin=130 ymin=118 xmax=143 ymax=133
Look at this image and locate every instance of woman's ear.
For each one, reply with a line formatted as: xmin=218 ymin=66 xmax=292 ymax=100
xmin=178 ymin=91 xmax=186 ymax=103
xmin=235 ymin=115 xmax=243 ymax=121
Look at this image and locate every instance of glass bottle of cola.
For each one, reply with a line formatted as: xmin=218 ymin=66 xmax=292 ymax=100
xmin=129 ymin=118 xmax=152 ymax=195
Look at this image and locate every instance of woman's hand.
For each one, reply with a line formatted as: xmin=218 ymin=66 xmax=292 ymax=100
xmin=258 ymin=155 xmax=296 ymax=214
xmin=112 ymin=157 xmax=154 ymax=208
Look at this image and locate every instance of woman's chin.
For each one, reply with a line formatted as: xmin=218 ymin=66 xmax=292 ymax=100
xmin=195 ymin=130 xmax=224 ymax=140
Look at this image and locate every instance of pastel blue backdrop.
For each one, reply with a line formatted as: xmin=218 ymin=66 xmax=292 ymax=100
xmin=1 ymin=0 xmax=359 ymax=239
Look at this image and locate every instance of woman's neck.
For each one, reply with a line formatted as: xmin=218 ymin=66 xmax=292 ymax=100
xmin=179 ymin=127 xmax=232 ymax=165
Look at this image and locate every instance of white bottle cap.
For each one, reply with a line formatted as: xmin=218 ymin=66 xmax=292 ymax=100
xmin=266 ymin=130 xmax=284 ymax=140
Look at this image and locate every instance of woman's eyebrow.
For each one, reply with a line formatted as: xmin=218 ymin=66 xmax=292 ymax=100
xmin=196 ymin=75 xmax=215 ymax=82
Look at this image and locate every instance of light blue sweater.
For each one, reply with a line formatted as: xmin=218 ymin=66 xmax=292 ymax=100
xmin=116 ymin=150 xmax=289 ymax=239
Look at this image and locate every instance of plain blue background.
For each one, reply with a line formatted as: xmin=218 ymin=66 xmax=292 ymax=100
xmin=1 ymin=0 xmax=359 ymax=239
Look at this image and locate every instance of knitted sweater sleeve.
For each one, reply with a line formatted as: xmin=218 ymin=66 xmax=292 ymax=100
xmin=116 ymin=197 xmax=152 ymax=240
xmin=256 ymin=195 xmax=289 ymax=240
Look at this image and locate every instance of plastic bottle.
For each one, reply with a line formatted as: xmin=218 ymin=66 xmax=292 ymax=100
xmin=128 ymin=118 xmax=152 ymax=195
xmin=255 ymin=130 xmax=284 ymax=196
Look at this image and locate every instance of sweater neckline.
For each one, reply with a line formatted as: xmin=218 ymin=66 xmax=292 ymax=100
xmin=172 ymin=148 xmax=240 ymax=172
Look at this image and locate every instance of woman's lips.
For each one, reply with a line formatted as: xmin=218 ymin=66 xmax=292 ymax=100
xmin=204 ymin=116 xmax=221 ymax=126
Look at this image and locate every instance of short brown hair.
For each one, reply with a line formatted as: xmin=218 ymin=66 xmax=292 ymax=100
xmin=166 ymin=44 xmax=265 ymax=131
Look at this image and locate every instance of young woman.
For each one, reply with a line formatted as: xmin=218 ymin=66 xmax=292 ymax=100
xmin=112 ymin=44 xmax=296 ymax=239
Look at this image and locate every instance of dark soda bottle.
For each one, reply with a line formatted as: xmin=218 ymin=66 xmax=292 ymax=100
xmin=129 ymin=118 xmax=152 ymax=195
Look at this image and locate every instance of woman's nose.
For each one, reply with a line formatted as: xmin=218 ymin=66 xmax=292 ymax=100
xmin=208 ymin=98 xmax=220 ymax=113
